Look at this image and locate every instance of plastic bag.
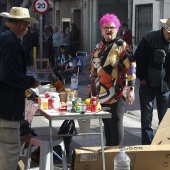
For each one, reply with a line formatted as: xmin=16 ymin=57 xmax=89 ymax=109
xmin=58 ymin=120 xmax=77 ymax=146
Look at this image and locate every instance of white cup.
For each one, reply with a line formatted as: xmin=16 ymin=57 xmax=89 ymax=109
xmin=50 ymin=87 xmax=56 ymax=92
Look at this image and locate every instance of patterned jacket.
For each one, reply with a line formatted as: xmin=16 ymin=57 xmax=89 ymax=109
xmin=89 ymin=38 xmax=136 ymax=104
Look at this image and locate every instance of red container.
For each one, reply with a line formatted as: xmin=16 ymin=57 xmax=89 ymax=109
xmin=86 ymin=105 xmax=91 ymax=111
xmin=91 ymin=101 xmax=97 ymax=112
xmin=48 ymin=97 xmax=58 ymax=109
xmin=48 ymin=98 xmax=52 ymax=109
xmin=51 ymin=98 xmax=56 ymax=109
xmin=90 ymin=97 xmax=97 ymax=105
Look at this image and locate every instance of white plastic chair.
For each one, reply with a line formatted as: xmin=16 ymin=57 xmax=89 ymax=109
xmin=25 ymin=135 xmax=67 ymax=170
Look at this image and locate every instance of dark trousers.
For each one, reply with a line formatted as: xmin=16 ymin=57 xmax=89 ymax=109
xmin=139 ymin=84 xmax=170 ymax=145
xmin=102 ymin=97 xmax=126 ymax=146
xmin=52 ymin=65 xmax=64 ymax=81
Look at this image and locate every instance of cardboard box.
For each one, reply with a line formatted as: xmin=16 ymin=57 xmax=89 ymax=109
xmin=152 ymin=108 xmax=170 ymax=145
xmin=71 ymin=145 xmax=170 ymax=170
xmin=71 ymin=104 xmax=170 ymax=170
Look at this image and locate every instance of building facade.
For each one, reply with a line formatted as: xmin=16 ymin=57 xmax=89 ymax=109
xmin=52 ymin=0 xmax=129 ymax=53
xmin=1 ymin=1 xmax=170 ymax=53
xmin=132 ymin=0 xmax=170 ymax=50
xmin=0 ymin=0 xmax=129 ymax=54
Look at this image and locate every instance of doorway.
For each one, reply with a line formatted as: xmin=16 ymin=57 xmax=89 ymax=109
xmin=73 ymin=9 xmax=81 ymax=51
xmin=62 ymin=18 xmax=71 ymax=32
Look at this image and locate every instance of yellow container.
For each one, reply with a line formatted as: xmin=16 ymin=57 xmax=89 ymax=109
xmin=40 ymin=97 xmax=48 ymax=110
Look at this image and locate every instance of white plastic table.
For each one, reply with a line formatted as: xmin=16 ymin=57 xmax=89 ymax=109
xmin=39 ymin=109 xmax=111 ymax=170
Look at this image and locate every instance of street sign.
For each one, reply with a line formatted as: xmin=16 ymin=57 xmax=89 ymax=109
xmin=33 ymin=0 xmax=50 ymax=14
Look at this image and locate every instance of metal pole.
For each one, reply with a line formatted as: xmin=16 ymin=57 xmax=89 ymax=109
xmin=39 ymin=14 xmax=43 ymax=68
xmin=7 ymin=1 xmax=10 ymax=11
xmin=89 ymin=0 xmax=92 ymax=52
xmin=91 ymin=0 xmax=98 ymax=51
xmin=99 ymin=118 xmax=106 ymax=170
xmin=49 ymin=120 xmax=53 ymax=170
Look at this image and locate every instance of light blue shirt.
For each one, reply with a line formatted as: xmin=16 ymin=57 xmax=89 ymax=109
xmin=53 ymin=31 xmax=63 ymax=47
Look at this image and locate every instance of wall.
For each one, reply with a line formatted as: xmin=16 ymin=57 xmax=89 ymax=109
xmin=52 ymin=0 xmax=129 ymax=54
xmin=86 ymin=0 xmax=128 ymax=54
xmin=132 ymin=0 xmax=170 ymax=50
xmin=163 ymin=0 xmax=170 ymax=18
xmin=132 ymin=0 xmax=159 ymax=50
xmin=53 ymin=0 xmax=79 ymax=31
xmin=82 ymin=0 xmax=90 ymax=53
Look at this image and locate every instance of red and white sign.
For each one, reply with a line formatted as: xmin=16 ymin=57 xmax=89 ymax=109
xmin=33 ymin=0 xmax=50 ymax=14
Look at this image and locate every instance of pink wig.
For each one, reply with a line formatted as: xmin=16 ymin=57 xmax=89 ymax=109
xmin=99 ymin=13 xmax=120 ymax=30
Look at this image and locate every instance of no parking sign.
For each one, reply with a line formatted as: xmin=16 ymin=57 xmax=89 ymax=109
xmin=33 ymin=0 xmax=50 ymax=14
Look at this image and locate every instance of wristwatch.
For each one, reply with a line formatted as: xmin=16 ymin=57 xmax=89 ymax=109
xmin=128 ymin=86 xmax=134 ymax=91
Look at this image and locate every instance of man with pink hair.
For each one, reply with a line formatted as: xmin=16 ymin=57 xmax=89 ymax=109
xmin=87 ymin=13 xmax=136 ymax=146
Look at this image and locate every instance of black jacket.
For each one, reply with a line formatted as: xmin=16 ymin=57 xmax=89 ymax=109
xmin=135 ymin=28 xmax=170 ymax=93
xmin=0 ymin=25 xmax=35 ymax=121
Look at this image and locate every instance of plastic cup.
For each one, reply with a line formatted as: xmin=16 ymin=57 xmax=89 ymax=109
xmin=40 ymin=98 xmax=48 ymax=110
xmin=67 ymin=101 xmax=72 ymax=112
xmin=59 ymin=92 xmax=68 ymax=103
xmin=50 ymin=87 xmax=56 ymax=92
xmin=80 ymin=104 xmax=86 ymax=113
xmin=65 ymin=88 xmax=71 ymax=93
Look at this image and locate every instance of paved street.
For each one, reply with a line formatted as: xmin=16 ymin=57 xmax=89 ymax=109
xmin=25 ymin=67 xmax=159 ymax=167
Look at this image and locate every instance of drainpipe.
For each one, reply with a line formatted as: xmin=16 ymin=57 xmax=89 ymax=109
xmin=160 ymin=0 xmax=164 ymax=19
xmin=160 ymin=0 xmax=164 ymax=28
xmin=91 ymin=0 xmax=98 ymax=52
xmin=89 ymin=0 xmax=92 ymax=52
xmin=128 ymin=0 xmax=133 ymax=48
xmin=82 ymin=0 xmax=84 ymax=51
xmin=128 ymin=0 xmax=133 ymax=30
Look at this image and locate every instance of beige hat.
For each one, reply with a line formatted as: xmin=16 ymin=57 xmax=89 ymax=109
xmin=160 ymin=18 xmax=170 ymax=33
xmin=0 ymin=7 xmax=38 ymax=24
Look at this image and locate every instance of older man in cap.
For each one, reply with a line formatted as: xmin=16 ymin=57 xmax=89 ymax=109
xmin=134 ymin=18 xmax=170 ymax=145
xmin=0 ymin=7 xmax=40 ymax=170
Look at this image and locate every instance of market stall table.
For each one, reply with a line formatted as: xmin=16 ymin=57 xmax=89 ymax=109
xmin=38 ymin=109 xmax=111 ymax=170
